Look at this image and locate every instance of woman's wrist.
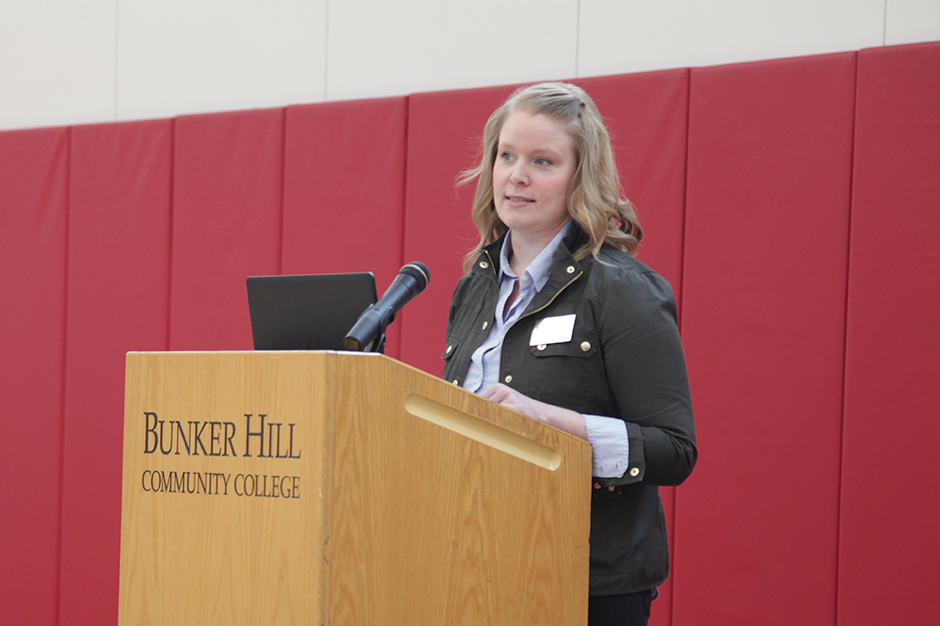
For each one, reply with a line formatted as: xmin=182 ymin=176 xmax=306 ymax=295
xmin=542 ymin=402 xmax=588 ymax=440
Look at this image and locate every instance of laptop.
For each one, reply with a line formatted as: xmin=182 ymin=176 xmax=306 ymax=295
xmin=246 ymin=273 xmax=376 ymax=350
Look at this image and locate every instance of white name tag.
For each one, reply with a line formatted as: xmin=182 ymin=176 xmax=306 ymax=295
xmin=529 ymin=314 xmax=576 ymax=346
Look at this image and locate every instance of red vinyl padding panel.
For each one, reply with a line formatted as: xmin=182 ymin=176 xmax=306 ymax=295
xmin=839 ymin=42 xmax=940 ymax=626
xmin=59 ymin=120 xmax=172 ymax=626
xmin=0 ymin=127 xmax=69 ymax=626
xmin=283 ymin=97 xmax=407 ymax=357
xmin=170 ymin=109 xmax=284 ymax=350
xmin=401 ymin=85 xmax=518 ymax=374
xmin=677 ymin=53 xmax=856 ymax=625
xmin=576 ymin=70 xmax=689 ymax=302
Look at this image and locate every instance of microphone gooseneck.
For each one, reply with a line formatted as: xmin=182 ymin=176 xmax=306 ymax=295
xmin=344 ymin=262 xmax=430 ymax=352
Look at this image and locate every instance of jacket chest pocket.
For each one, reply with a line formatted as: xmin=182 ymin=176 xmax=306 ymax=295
xmin=441 ymin=335 xmax=463 ymax=384
xmin=442 ymin=296 xmax=493 ymax=381
xmin=527 ymin=329 xmax=598 ymax=407
xmin=442 ymin=337 xmax=460 ymax=361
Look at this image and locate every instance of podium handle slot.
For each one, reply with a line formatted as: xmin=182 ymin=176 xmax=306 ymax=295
xmin=404 ymin=394 xmax=563 ymax=471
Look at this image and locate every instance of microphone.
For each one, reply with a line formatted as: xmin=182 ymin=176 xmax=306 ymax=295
xmin=344 ymin=262 xmax=430 ymax=352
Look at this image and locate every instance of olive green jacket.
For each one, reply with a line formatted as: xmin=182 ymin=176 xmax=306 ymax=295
xmin=442 ymin=227 xmax=696 ymax=594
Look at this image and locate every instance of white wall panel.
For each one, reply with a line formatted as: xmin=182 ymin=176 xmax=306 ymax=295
xmin=4 ymin=1 xmax=940 ymax=131
xmin=326 ymin=0 xmax=578 ymax=101
xmin=0 ymin=0 xmax=116 ymax=130
xmin=886 ymin=0 xmax=940 ymax=45
xmin=116 ymin=0 xmax=327 ymax=121
xmin=578 ymin=0 xmax=885 ymax=77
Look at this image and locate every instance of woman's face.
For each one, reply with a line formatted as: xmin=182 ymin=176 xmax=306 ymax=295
xmin=492 ymin=110 xmax=577 ymax=243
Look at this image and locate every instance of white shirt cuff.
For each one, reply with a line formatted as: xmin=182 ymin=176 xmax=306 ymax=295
xmin=583 ymin=414 xmax=630 ymax=478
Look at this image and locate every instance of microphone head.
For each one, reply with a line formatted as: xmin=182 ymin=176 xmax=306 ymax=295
xmin=400 ymin=261 xmax=430 ymax=290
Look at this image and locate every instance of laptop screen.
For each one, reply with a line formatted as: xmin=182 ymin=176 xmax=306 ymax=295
xmin=246 ymin=273 xmax=376 ymax=350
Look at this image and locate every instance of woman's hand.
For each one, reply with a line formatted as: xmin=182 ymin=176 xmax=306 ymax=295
xmin=481 ymin=384 xmax=588 ymax=440
xmin=481 ymin=383 xmax=542 ymax=420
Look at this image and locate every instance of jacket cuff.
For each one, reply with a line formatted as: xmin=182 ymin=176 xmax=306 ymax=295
xmin=593 ymin=421 xmax=644 ymax=486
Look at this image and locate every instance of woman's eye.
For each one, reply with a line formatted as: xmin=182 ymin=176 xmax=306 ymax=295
xmin=535 ymin=158 xmax=553 ymax=166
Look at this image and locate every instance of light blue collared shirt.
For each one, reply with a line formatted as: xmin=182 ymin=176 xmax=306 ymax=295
xmin=462 ymin=222 xmax=630 ymax=478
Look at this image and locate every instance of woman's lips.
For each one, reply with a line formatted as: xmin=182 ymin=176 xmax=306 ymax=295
xmin=505 ymin=195 xmax=534 ymax=207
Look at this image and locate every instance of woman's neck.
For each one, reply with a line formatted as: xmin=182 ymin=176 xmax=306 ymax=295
xmin=507 ymin=224 xmax=566 ymax=275
xmin=508 ymin=235 xmax=544 ymax=275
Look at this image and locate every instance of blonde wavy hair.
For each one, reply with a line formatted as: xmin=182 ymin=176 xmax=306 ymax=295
xmin=458 ymin=82 xmax=641 ymax=272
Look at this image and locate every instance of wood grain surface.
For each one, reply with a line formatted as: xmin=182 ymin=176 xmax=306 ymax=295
xmin=119 ymin=352 xmax=590 ymax=625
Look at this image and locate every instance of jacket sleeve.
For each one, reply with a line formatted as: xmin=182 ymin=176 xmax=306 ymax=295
xmin=597 ymin=267 xmax=697 ymax=487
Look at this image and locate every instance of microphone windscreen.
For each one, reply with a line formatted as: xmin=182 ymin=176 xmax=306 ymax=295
xmin=400 ymin=262 xmax=430 ymax=289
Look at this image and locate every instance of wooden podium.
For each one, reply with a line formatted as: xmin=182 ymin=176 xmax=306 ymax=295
xmin=119 ymin=351 xmax=592 ymax=625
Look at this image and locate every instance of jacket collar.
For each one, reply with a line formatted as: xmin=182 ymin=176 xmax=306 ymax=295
xmin=473 ymin=224 xmax=589 ymax=314
xmin=477 ymin=223 xmax=589 ymax=272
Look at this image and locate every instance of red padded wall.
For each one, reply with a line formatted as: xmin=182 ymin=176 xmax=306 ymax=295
xmin=576 ymin=70 xmax=689 ymax=301
xmin=839 ymin=42 xmax=940 ymax=626
xmin=0 ymin=127 xmax=69 ymax=626
xmin=170 ymin=109 xmax=284 ymax=350
xmin=676 ymin=53 xmax=856 ymax=625
xmin=401 ymin=85 xmax=518 ymax=374
xmin=4 ymin=43 xmax=939 ymax=626
xmin=283 ymin=97 xmax=407 ymax=357
xmin=59 ymin=120 xmax=172 ymax=625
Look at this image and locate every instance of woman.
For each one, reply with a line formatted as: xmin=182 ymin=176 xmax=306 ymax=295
xmin=442 ymin=82 xmax=697 ymax=626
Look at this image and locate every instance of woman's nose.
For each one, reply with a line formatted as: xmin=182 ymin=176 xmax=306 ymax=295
xmin=510 ymin=164 xmax=528 ymax=185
